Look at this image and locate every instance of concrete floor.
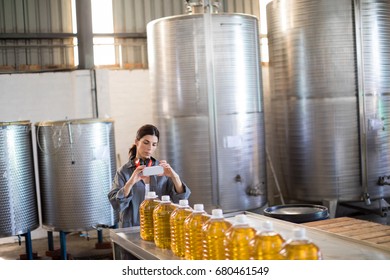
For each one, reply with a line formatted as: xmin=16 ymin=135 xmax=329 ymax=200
xmin=0 ymin=229 xmax=113 ymax=260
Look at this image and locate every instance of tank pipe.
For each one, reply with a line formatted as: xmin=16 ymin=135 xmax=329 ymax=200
xmin=354 ymin=0 xmax=371 ymax=205
xmin=266 ymin=148 xmax=285 ymax=205
xmin=203 ymin=1 xmax=220 ymax=207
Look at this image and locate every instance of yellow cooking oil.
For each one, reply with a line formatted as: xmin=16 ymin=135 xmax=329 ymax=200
xmin=184 ymin=204 xmax=210 ymax=260
xmin=224 ymin=214 xmax=256 ymax=260
xmin=201 ymin=209 xmax=232 ymax=260
xmin=279 ymin=227 xmax=322 ymax=260
xmin=170 ymin=199 xmax=192 ymax=257
xmin=153 ymin=195 xmax=176 ymax=249
xmin=139 ymin=191 xmax=159 ymax=241
xmin=251 ymin=220 xmax=285 ymax=260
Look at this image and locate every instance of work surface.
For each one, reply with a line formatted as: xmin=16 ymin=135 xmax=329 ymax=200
xmin=304 ymin=217 xmax=390 ymax=251
xmin=110 ymin=212 xmax=390 ymax=260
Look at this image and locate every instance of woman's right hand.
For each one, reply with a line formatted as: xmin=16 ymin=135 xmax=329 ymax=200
xmin=123 ymin=165 xmax=146 ymax=196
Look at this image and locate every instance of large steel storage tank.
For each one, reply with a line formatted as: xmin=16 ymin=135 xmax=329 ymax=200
xmin=0 ymin=121 xmax=39 ymax=237
xmin=147 ymin=8 xmax=267 ymax=213
xmin=36 ymin=118 xmax=117 ymax=231
xmin=266 ymin=0 xmax=390 ymax=204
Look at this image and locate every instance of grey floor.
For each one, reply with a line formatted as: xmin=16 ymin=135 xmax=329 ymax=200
xmin=0 ymin=229 xmax=113 ymax=260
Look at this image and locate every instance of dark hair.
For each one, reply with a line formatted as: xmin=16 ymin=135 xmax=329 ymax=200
xmin=129 ymin=124 xmax=160 ymax=158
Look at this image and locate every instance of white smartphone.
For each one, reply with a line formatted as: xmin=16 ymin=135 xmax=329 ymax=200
xmin=142 ymin=165 xmax=164 ymax=176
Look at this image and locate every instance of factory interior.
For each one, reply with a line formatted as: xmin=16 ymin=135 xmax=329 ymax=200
xmin=1 ymin=0 xmax=390 ymax=262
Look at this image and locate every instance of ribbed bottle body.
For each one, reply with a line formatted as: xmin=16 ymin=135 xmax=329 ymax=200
xmin=170 ymin=207 xmax=192 ymax=257
xmin=202 ymin=219 xmax=232 ymax=260
xmin=280 ymin=240 xmax=322 ymax=260
xmin=139 ymin=199 xmax=159 ymax=241
xmin=184 ymin=213 xmax=210 ymax=260
xmin=225 ymin=226 xmax=256 ymax=260
xmin=252 ymin=232 xmax=285 ymax=260
xmin=153 ymin=202 xmax=176 ymax=249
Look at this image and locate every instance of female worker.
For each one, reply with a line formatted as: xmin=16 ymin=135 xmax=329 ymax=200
xmin=108 ymin=124 xmax=191 ymax=228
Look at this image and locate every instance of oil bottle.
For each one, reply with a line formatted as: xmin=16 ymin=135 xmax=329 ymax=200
xmin=251 ymin=220 xmax=285 ymax=260
xmin=139 ymin=191 xmax=159 ymax=241
xmin=224 ymin=214 xmax=256 ymax=260
xmin=170 ymin=199 xmax=192 ymax=257
xmin=279 ymin=227 xmax=322 ymax=260
xmin=153 ymin=195 xmax=175 ymax=249
xmin=184 ymin=204 xmax=210 ymax=260
xmin=201 ymin=209 xmax=232 ymax=260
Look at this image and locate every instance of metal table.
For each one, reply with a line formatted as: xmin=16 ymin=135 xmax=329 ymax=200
xmin=109 ymin=212 xmax=390 ymax=260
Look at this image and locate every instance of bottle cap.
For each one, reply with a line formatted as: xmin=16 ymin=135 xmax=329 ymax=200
xmin=193 ymin=204 xmax=204 ymax=212
xmin=235 ymin=214 xmax=249 ymax=225
xmin=161 ymin=195 xmax=170 ymax=202
xmin=146 ymin=191 xmax=157 ymax=199
xmin=179 ymin=199 xmax=189 ymax=207
xmin=293 ymin=227 xmax=307 ymax=240
xmin=262 ymin=220 xmax=273 ymax=231
xmin=211 ymin=209 xmax=223 ymax=218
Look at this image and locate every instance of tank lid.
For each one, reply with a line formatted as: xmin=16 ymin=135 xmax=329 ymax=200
xmin=0 ymin=120 xmax=31 ymax=126
xmin=35 ymin=118 xmax=114 ymax=127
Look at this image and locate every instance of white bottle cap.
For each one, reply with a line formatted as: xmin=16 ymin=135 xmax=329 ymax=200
xmin=146 ymin=191 xmax=157 ymax=199
xmin=179 ymin=199 xmax=189 ymax=207
xmin=293 ymin=227 xmax=307 ymax=240
xmin=161 ymin=195 xmax=170 ymax=202
xmin=193 ymin=204 xmax=204 ymax=212
xmin=235 ymin=214 xmax=249 ymax=225
xmin=262 ymin=220 xmax=273 ymax=231
xmin=211 ymin=209 xmax=223 ymax=218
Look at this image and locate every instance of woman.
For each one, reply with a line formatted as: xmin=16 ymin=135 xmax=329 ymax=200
xmin=108 ymin=124 xmax=191 ymax=228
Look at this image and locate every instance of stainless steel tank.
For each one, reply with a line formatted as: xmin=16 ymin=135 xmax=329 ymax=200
xmin=36 ymin=118 xmax=117 ymax=231
xmin=266 ymin=0 xmax=390 ymax=203
xmin=147 ymin=12 xmax=267 ymax=213
xmin=0 ymin=121 xmax=39 ymax=237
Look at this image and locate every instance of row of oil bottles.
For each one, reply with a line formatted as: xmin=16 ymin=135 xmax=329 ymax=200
xmin=139 ymin=192 xmax=322 ymax=260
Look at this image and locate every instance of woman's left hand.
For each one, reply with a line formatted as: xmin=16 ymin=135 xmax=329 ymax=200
xmin=158 ymin=160 xmax=177 ymax=178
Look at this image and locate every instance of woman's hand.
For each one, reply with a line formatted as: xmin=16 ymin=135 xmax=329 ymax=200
xmin=158 ymin=160 xmax=177 ymax=178
xmin=123 ymin=165 xmax=149 ymax=197
xmin=159 ymin=160 xmax=184 ymax=193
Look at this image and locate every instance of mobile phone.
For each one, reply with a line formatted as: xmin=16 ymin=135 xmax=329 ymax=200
xmin=142 ymin=166 xmax=164 ymax=176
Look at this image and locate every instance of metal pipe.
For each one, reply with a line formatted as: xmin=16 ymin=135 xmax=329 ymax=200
xmin=354 ymin=0 xmax=371 ymax=205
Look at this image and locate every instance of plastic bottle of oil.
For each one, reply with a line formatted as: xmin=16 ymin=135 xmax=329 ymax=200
xmin=139 ymin=191 xmax=159 ymax=241
xmin=224 ymin=214 xmax=256 ymax=260
xmin=184 ymin=204 xmax=210 ymax=260
xmin=153 ymin=195 xmax=175 ymax=249
xmin=279 ymin=227 xmax=322 ymax=260
xmin=251 ymin=220 xmax=285 ymax=260
xmin=201 ymin=209 xmax=232 ymax=260
xmin=170 ymin=199 xmax=192 ymax=257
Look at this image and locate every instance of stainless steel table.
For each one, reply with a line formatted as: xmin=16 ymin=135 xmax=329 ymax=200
xmin=109 ymin=212 xmax=390 ymax=260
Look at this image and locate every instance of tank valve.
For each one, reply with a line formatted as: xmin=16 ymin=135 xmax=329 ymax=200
xmin=234 ymin=174 xmax=242 ymax=183
xmin=378 ymin=176 xmax=390 ymax=186
xmin=363 ymin=192 xmax=371 ymax=206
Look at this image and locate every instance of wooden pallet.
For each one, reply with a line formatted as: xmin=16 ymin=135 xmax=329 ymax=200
xmin=303 ymin=217 xmax=390 ymax=250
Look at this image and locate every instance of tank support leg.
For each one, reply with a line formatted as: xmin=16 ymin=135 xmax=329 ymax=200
xmin=47 ymin=231 xmax=54 ymax=252
xmin=60 ymin=231 xmax=69 ymax=260
xmin=22 ymin=230 xmax=33 ymax=260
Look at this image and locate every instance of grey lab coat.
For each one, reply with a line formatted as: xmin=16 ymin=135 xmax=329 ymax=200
xmin=108 ymin=157 xmax=191 ymax=228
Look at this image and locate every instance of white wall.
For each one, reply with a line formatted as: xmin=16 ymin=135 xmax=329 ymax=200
xmin=0 ymin=69 xmax=152 ymax=244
